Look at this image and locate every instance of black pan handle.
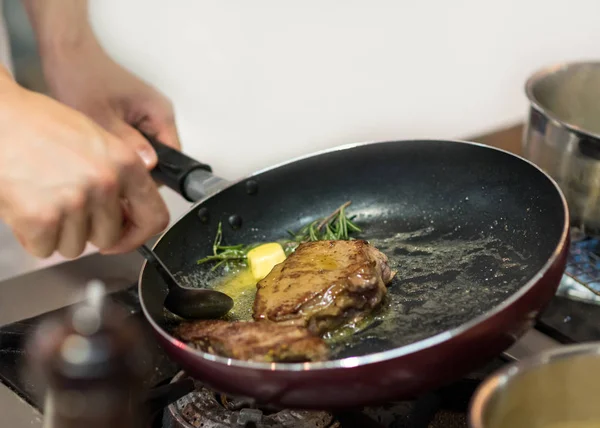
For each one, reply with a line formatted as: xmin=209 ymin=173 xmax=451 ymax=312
xmin=144 ymin=135 xmax=228 ymax=202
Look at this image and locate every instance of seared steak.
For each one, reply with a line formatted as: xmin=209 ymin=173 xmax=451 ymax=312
xmin=173 ymin=320 xmax=329 ymax=362
xmin=253 ymin=240 xmax=395 ymax=335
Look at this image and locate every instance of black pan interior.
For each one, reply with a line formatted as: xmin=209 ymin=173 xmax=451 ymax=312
xmin=141 ymin=140 xmax=566 ymax=360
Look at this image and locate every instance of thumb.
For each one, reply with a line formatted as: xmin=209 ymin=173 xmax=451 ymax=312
xmin=109 ymin=119 xmax=158 ymax=169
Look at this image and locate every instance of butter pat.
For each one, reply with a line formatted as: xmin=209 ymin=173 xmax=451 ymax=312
xmin=247 ymin=243 xmax=286 ymax=280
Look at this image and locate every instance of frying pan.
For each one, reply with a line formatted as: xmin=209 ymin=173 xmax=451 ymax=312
xmin=139 ymin=138 xmax=569 ymax=410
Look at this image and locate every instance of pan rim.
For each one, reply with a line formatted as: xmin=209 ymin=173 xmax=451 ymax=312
xmin=139 ymin=138 xmax=570 ymax=372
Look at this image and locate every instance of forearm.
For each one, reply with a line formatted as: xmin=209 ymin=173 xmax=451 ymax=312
xmin=21 ymin=0 xmax=98 ymax=58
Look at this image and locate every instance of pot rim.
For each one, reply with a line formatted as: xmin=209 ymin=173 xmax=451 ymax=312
xmin=468 ymin=341 xmax=600 ymax=428
xmin=525 ymin=60 xmax=600 ymax=141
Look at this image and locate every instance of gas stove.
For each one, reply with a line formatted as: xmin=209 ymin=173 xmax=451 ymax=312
xmin=2 ymin=236 xmax=600 ymax=428
xmin=158 ymin=359 xmax=508 ymax=428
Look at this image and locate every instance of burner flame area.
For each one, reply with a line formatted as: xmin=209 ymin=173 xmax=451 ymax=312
xmin=218 ymin=394 xmax=260 ymax=412
xmin=163 ymin=372 xmax=340 ymax=428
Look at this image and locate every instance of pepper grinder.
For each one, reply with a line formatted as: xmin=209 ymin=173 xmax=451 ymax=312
xmin=26 ymin=280 xmax=151 ymax=428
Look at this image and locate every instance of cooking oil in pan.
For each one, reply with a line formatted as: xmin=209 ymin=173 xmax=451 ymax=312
xmin=325 ymin=227 xmax=532 ymax=358
xmin=184 ymin=224 xmax=532 ymax=359
xmin=212 ymin=269 xmax=256 ymax=321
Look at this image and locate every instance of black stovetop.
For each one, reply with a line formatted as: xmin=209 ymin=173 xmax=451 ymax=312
xmin=0 ymin=285 xmax=181 ymax=411
xmin=2 ymin=288 xmax=599 ymax=428
xmin=3 ymin=239 xmax=600 ymax=427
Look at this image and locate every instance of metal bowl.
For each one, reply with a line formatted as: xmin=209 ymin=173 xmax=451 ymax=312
xmin=469 ymin=342 xmax=600 ymax=428
xmin=523 ymin=61 xmax=600 ymax=236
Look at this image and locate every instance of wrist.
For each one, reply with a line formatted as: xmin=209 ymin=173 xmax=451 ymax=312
xmin=38 ymin=30 xmax=99 ymax=63
xmin=23 ymin=0 xmax=97 ymax=65
xmin=38 ymin=35 xmax=106 ymax=95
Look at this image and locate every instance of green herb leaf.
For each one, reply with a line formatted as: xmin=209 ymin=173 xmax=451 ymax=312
xmin=196 ymin=201 xmax=361 ymax=269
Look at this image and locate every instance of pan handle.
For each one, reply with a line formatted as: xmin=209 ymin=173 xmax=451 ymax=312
xmin=144 ymin=135 xmax=229 ymax=202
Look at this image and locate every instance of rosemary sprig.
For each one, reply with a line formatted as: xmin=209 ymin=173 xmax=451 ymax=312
xmin=196 ymin=222 xmax=253 ymax=270
xmin=287 ymin=201 xmax=361 ymax=243
xmin=197 ymin=201 xmax=362 ymax=270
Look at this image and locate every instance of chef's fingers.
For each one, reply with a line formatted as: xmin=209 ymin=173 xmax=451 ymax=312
xmin=5 ymin=198 xmax=62 ymax=258
xmin=135 ymin=108 xmax=181 ymax=151
xmin=154 ymin=118 xmax=181 ymax=151
xmin=106 ymin=118 xmax=158 ymax=170
xmin=56 ymin=189 xmax=89 ymax=259
xmin=87 ymin=169 xmax=124 ymax=251
xmin=100 ymin=146 xmax=169 ymax=254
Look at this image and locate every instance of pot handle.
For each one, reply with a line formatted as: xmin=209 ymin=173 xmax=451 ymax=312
xmin=145 ymin=135 xmax=228 ymax=202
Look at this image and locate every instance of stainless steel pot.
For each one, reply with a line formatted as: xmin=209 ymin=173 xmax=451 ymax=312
xmin=469 ymin=342 xmax=600 ymax=428
xmin=523 ymin=61 xmax=600 ymax=236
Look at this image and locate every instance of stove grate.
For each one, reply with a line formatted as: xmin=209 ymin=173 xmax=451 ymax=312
xmin=163 ymin=374 xmax=339 ymax=428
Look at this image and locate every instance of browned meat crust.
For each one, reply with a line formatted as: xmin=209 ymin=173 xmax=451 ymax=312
xmin=173 ymin=319 xmax=329 ymax=362
xmin=253 ymin=240 xmax=395 ymax=335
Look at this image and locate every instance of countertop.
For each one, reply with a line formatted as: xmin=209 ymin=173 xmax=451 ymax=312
xmin=469 ymin=123 xmax=523 ymax=155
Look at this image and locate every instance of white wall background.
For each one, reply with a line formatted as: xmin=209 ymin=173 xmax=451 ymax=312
xmin=2 ymin=0 xmax=600 ymax=279
xmin=88 ymin=0 xmax=599 ymax=182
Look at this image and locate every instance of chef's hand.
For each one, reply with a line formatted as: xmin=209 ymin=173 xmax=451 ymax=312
xmin=0 ymin=70 xmax=169 ymax=259
xmin=22 ymin=0 xmax=180 ymax=168
xmin=40 ymin=38 xmax=180 ymax=170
